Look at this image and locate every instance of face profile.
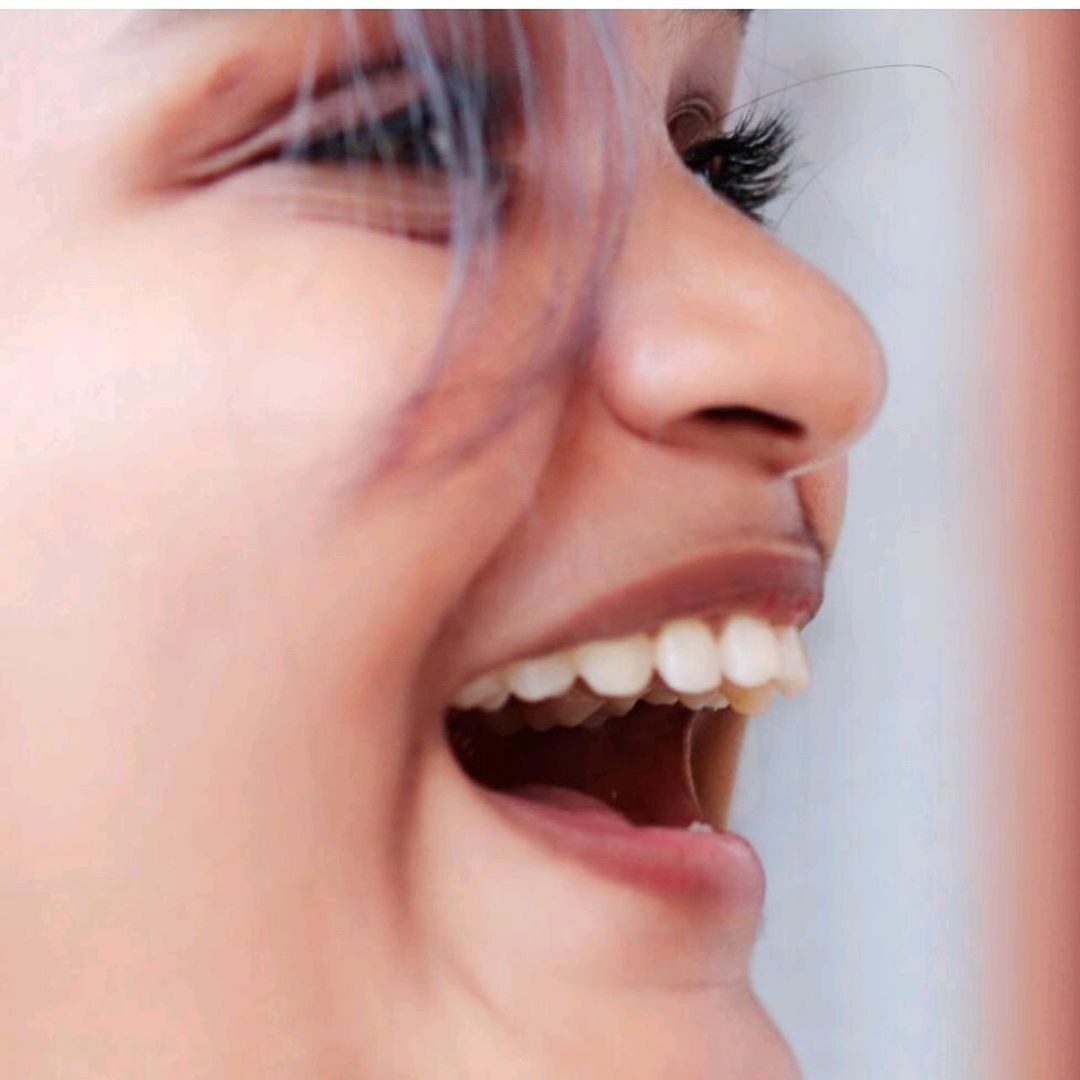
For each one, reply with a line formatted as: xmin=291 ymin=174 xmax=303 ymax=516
xmin=0 ymin=11 xmax=886 ymax=1078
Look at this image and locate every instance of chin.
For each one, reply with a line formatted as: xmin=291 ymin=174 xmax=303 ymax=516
xmin=400 ymin=545 xmax=822 ymax=1078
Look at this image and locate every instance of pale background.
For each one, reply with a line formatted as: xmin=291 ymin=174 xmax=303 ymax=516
xmin=729 ymin=13 xmax=989 ymax=1079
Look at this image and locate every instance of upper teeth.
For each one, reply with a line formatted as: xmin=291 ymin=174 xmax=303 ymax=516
xmin=452 ymin=614 xmax=810 ymax=718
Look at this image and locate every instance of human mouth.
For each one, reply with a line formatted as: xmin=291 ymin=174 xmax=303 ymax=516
xmin=452 ymin=611 xmax=810 ymax=724
xmin=444 ymin=546 xmax=820 ymax=902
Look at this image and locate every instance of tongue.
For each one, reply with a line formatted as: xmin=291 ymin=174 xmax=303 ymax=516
xmin=450 ymin=703 xmax=700 ymax=827
xmin=508 ymin=783 xmax=626 ymax=815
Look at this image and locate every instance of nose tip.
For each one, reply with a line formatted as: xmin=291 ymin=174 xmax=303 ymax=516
xmin=596 ymin=189 xmax=886 ymax=478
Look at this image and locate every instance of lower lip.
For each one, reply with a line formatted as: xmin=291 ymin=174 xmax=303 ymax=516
xmin=484 ymin=787 xmax=766 ymax=908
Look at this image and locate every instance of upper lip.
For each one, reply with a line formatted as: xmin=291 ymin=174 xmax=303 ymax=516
xmin=500 ymin=540 xmax=825 ymax=665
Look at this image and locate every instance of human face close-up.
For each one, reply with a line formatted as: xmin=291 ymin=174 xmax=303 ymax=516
xmin=0 ymin=11 xmax=885 ymax=1078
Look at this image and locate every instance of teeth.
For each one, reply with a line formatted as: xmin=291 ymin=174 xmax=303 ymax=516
xmin=480 ymin=690 xmax=510 ymax=712
xmin=688 ymin=820 xmax=715 ymax=833
xmin=681 ymin=691 xmax=715 ymax=709
xmin=681 ymin=689 xmax=730 ymax=711
xmin=709 ymin=690 xmax=731 ymax=710
xmin=504 ymin=651 xmax=575 ymax=703
xmin=549 ymin=690 xmax=602 ymax=728
xmin=716 ymin=614 xmax=780 ymax=688
xmin=452 ymin=672 xmax=508 ymax=710
xmin=601 ymin=695 xmax=638 ymax=718
xmin=723 ymin=681 xmax=774 ymax=716
xmin=774 ymin=625 xmax=810 ymax=696
xmin=655 ymin=618 xmax=721 ymax=693
xmin=574 ymin=633 xmax=653 ymax=697
xmin=453 ymin=612 xmax=811 ymax=730
xmin=644 ymin=686 xmax=679 ymax=705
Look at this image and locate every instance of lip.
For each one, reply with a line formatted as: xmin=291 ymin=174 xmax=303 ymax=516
xmin=447 ymin=539 xmax=819 ymax=910
xmin=484 ymin=785 xmax=766 ymax=908
xmin=506 ymin=541 xmax=824 ymax=664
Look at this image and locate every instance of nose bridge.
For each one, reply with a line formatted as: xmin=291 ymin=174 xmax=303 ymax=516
xmin=596 ymin=172 xmax=886 ymax=475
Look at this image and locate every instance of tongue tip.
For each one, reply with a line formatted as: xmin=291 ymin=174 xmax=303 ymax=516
xmin=505 ymin=782 xmax=707 ymax=829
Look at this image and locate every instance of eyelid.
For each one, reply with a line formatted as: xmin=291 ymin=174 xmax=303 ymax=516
xmin=182 ymin=65 xmax=425 ymax=184
xmin=667 ymin=98 xmax=723 ymax=153
xmin=667 ymin=98 xmax=715 ymax=129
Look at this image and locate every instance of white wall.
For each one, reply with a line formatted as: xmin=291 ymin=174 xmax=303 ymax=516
xmin=729 ymin=14 xmax=988 ymax=1079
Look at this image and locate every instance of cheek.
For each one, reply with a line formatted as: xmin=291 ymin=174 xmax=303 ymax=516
xmin=797 ymin=461 xmax=848 ymax=555
xmin=0 ymin=205 xmax=452 ymax=716
xmin=171 ymin=207 xmax=456 ymax=481
xmin=2 ymin=203 xmax=455 ymax=505
xmin=0 ymin=199 xmax=567 ymax=878
xmin=0 ymin=198 xmax=564 ymax=693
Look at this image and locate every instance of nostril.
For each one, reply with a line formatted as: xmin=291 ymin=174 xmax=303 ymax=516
xmin=696 ymin=406 xmax=805 ymax=439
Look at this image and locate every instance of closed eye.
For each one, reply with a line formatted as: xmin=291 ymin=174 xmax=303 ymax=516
xmin=278 ymin=66 xmax=512 ymax=179
xmin=184 ymin=61 xmax=517 ymax=243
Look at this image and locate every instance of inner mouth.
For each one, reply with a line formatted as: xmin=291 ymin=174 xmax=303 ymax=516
xmin=446 ymin=698 xmax=747 ymax=830
xmin=445 ymin=612 xmax=809 ymax=831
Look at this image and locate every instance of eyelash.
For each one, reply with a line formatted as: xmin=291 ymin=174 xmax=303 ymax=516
xmin=287 ymin=101 xmax=446 ymax=169
xmin=283 ymin=71 xmax=504 ymax=179
xmin=278 ymin=79 xmax=794 ymax=227
xmin=681 ymin=113 xmax=795 ymax=223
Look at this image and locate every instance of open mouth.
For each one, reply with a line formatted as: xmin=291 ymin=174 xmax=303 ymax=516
xmin=446 ymin=612 xmax=810 ymax=856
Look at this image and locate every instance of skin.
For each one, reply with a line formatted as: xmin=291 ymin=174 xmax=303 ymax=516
xmin=0 ymin=12 xmax=884 ymax=1079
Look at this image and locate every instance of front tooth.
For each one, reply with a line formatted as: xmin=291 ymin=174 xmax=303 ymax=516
xmin=681 ymin=690 xmax=717 ymax=710
xmin=724 ymin=681 xmax=774 ymax=716
xmin=574 ymin=633 xmax=653 ymax=697
xmin=453 ymin=672 xmax=507 ymax=710
xmin=682 ymin=689 xmax=731 ymax=711
xmin=596 ymin=695 xmax=638 ymax=720
xmin=644 ymin=685 xmax=678 ymax=705
xmin=716 ymin=614 xmax=780 ymax=688
xmin=774 ymin=625 xmax=811 ymax=695
xmin=655 ymin=618 xmax=720 ymax=693
xmin=478 ymin=687 xmax=510 ymax=712
xmin=504 ymin=651 xmax=576 ymax=703
xmin=550 ymin=691 xmax=602 ymax=727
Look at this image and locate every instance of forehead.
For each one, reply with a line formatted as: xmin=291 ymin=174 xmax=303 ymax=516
xmin=113 ymin=9 xmax=745 ymax=77
xmin=626 ymin=9 xmax=748 ymax=50
xmin=0 ymin=10 xmax=746 ymax=153
xmin=618 ymin=10 xmax=745 ymax=107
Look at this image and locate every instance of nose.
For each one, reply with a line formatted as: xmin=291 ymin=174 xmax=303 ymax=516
xmin=594 ymin=171 xmax=886 ymax=477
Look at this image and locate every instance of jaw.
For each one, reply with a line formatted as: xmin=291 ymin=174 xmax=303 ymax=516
xmin=409 ymin=707 xmax=762 ymax=972
xmin=385 ymin=722 xmax=797 ymax=1079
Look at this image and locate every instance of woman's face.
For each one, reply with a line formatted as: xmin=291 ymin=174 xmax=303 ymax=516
xmin=0 ymin=12 xmax=883 ymax=1078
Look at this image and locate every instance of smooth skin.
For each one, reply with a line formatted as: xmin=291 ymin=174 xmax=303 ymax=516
xmin=0 ymin=12 xmax=883 ymax=1078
